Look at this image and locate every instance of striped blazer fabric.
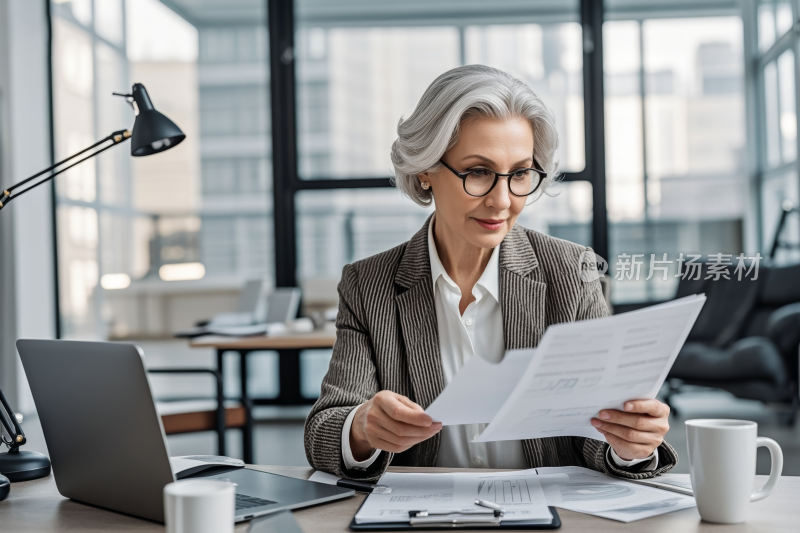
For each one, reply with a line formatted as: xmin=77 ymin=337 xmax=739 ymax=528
xmin=304 ymin=217 xmax=678 ymax=481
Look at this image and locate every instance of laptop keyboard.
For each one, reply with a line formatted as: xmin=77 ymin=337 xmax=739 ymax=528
xmin=236 ymin=493 xmax=275 ymax=510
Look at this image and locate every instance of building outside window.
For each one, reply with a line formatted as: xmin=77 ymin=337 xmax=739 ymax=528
xmin=604 ymin=16 xmax=749 ymax=303
xmin=51 ymin=0 xmax=274 ymax=342
xmin=50 ymin=0 xmax=278 ymax=400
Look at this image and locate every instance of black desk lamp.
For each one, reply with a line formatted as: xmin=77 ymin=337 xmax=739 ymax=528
xmin=0 ymin=83 xmax=185 ymax=482
xmin=0 ymin=83 xmax=184 ymax=210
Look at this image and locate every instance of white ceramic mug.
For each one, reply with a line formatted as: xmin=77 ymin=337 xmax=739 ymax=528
xmin=685 ymin=419 xmax=783 ymax=524
xmin=164 ymin=479 xmax=235 ymax=533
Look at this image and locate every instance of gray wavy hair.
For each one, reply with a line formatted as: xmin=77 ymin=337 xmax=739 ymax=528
xmin=390 ymin=64 xmax=560 ymax=207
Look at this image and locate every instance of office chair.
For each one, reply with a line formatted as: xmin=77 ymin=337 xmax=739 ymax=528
xmin=667 ymin=261 xmax=800 ymax=425
xmin=148 ymin=367 xmax=245 ymax=457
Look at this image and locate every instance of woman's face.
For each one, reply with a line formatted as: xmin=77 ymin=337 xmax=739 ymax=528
xmin=421 ymin=115 xmax=533 ymax=251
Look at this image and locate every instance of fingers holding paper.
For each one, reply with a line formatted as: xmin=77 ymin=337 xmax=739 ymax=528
xmin=591 ymin=399 xmax=670 ymax=461
xmin=350 ymin=391 xmax=442 ymax=460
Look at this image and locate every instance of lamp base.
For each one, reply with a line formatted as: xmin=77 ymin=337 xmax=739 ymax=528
xmin=0 ymin=450 xmax=51 ymax=481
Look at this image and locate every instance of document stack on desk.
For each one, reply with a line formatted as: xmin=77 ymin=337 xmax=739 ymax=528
xmin=426 ymin=295 xmax=706 ymax=442
xmin=353 ymin=470 xmax=556 ymax=528
xmin=352 ymin=466 xmax=695 ymax=527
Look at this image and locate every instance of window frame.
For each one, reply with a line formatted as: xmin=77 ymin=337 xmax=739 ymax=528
xmin=268 ymin=0 xmax=609 ymax=288
xmin=45 ymin=1 xmax=760 ymax=336
xmin=48 ymin=0 xmax=132 ymax=338
xmin=748 ymin=0 xmax=800 ymax=253
xmin=603 ymin=14 xmax=749 ymax=304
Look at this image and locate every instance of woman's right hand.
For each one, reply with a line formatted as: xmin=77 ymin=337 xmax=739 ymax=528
xmin=349 ymin=391 xmax=443 ymax=461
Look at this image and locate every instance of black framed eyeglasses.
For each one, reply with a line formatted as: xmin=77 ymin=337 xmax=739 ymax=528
xmin=438 ymin=158 xmax=547 ymax=197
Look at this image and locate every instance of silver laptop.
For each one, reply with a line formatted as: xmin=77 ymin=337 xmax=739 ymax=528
xmin=16 ymin=339 xmax=354 ymax=523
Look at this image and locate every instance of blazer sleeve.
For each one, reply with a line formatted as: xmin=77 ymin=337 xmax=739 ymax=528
xmin=303 ymin=263 xmax=394 ymax=480
xmin=574 ymin=247 xmax=680 ymax=479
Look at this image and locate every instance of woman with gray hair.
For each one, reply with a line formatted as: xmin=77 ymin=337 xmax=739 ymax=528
xmin=305 ymin=65 xmax=675 ymax=481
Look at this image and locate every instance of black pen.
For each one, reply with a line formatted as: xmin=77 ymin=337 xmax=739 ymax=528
xmin=337 ymin=479 xmax=378 ymax=492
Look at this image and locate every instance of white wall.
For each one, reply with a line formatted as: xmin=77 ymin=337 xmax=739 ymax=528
xmin=0 ymin=0 xmax=57 ymax=413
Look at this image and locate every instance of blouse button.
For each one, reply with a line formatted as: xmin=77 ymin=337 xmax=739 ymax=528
xmin=464 ymin=318 xmax=474 ymax=326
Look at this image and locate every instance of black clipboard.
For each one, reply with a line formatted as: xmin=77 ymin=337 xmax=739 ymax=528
xmin=348 ymin=504 xmax=561 ymax=530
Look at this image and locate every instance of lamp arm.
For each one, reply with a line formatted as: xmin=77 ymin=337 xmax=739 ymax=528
xmin=0 ymin=129 xmax=131 ymax=211
xmin=0 ymin=387 xmax=25 ymax=451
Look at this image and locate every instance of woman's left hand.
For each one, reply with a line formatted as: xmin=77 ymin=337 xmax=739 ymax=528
xmin=591 ymin=399 xmax=670 ymax=461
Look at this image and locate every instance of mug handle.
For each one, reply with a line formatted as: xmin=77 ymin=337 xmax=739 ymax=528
xmin=750 ymin=436 xmax=783 ymax=502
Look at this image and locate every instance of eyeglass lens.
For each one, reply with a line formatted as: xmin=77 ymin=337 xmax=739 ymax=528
xmin=464 ymin=169 xmax=540 ymax=196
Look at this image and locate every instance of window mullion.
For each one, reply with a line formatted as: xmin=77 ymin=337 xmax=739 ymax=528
xmin=269 ymin=0 xmax=299 ymax=288
xmin=753 ymin=3 xmax=768 ymax=252
xmin=793 ymin=29 xmax=800 ymax=243
xmin=758 ymin=26 xmax=795 ymax=68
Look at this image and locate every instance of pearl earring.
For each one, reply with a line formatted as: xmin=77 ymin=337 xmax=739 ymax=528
xmin=421 ymin=182 xmax=430 ymax=190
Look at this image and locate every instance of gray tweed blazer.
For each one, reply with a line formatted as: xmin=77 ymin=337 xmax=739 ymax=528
xmin=304 ymin=217 xmax=678 ymax=481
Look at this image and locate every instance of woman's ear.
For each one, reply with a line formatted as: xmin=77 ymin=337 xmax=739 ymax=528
xmin=418 ymin=172 xmax=431 ymax=190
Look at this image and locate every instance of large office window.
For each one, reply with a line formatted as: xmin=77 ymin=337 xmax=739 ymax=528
xmin=51 ymin=0 xmax=274 ymax=341
xmin=48 ymin=1 xmax=764 ymax=400
xmin=755 ymin=0 xmax=800 ymax=265
xmin=288 ymin=0 xmax=598 ymax=395
xmin=293 ymin=0 xmax=593 ymax=293
xmin=603 ymin=15 xmax=748 ymax=303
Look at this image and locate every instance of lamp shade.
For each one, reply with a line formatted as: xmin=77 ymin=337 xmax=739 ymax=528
xmin=130 ymin=83 xmax=186 ymax=157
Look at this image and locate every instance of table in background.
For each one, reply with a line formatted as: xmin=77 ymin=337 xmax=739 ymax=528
xmin=3 ymin=467 xmax=798 ymax=532
xmin=189 ymin=331 xmax=337 ymax=463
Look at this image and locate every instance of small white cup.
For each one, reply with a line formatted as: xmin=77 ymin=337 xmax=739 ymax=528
xmin=686 ymin=419 xmax=783 ymax=524
xmin=164 ymin=479 xmax=235 ymax=533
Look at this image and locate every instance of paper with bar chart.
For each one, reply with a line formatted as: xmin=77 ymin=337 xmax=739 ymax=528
xmin=477 ymin=476 xmax=536 ymax=504
xmin=424 ymin=295 xmax=706 ymax=442
xmin=354 ymin=470 xmax=552 ymax=524
xmin=535 ymin=466 xmax=696 ymax=522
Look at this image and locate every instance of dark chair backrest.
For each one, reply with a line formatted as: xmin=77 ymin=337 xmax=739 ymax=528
xmin=675 ymin=261 xmax=800 ymax=347
xmin=673 ymin=260 xmax=800 ymax=393
xmin=745 ymin=262 xmax=800 ymax=338
xmin=677 ymin=262 xmax=762 ymax=347
xmin=767 ymin=302 xmax=800 ymax=380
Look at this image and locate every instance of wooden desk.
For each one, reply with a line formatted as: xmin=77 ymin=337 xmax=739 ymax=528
xmin=190 ymin=330 xmax=337 ymax=351
xmin=3 ymin=466 xmax=798 ymax=532
xmin=189 ymin=331 xmax=337 ymax=463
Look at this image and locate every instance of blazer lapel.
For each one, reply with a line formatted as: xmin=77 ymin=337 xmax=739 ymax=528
xmin=499 ymin=225 xmax=547 ymax=350
xmin=395 ymin=216 xmax=444 ymax=466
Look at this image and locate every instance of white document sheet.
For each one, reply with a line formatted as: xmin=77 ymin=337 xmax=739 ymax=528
xmin=354 ymin=470 xmax=552 ymax=524
xmin=535 ymin=466 xmax=696 ymax=522
xmin=425 ymin=350 xmax=532 ymax=425
xmin=472 ymin=295 xmax=706 ymax=442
